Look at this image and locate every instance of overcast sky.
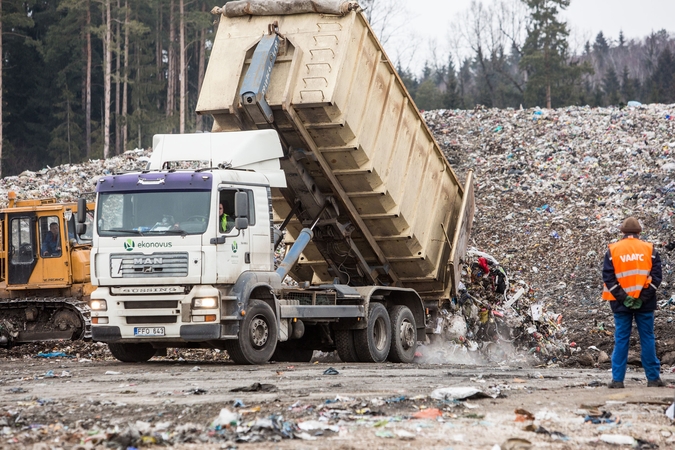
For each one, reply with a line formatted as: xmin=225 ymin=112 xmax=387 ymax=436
xmin=390 ymin=0 xmax=675 ymax=74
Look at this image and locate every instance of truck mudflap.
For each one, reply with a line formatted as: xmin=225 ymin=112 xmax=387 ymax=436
xmin=448 ymin=171 xmax=476 ymax=298
xmin=0 ymin=297 xmax=91 ymax=346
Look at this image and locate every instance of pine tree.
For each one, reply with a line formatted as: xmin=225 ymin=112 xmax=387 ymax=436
xmin=458 ymin=58 xmax=474 ymax=109
xmin=650 ymin=48 xmax=675 ymax=103
xmin=396 ymin=64 xmax=418 ymax=101
xmin=593 ymin=31 xmax=610 ymax=69
xmin=602 ymin=67 xmax=620 ymax=105
xmin=621 ymin=66 xmax=636 ymax=103
xmin=520 ymin=0 xmax=588 ymax=108
xmin=443 ymin=56 xmax=461 ymax=109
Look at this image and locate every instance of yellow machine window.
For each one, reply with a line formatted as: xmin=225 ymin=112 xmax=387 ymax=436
xmin=40 ymin=216 xmax=62 ymax=258
xmin=11 ymin=218 xmax=34 ymax=264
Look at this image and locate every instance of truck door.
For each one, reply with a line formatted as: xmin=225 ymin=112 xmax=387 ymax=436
xmin=215 ymin=188 xmax=251 ymax=283
xmin=7 ymin=213 xmax=38 ymax=285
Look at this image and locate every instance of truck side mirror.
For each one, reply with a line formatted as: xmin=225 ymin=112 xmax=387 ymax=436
xmin=77 ymin=198 xmax=87 ymax=223
xmin=234 ymin=191 xmax=249 ymax=230
xmin=76 ymin=223 xmax=87 ymax=236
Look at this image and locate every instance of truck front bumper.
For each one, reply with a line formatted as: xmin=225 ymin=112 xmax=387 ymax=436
xmin=92 ymin=324 xmax=224 ymax=342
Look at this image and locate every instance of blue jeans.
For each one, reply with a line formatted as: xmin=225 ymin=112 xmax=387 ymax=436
xmin=612 ymin=311 xmax=661 ymax=381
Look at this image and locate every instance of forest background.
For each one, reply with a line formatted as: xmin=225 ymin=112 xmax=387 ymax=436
xmin=0 ymin=0 xmax=674 ymax=176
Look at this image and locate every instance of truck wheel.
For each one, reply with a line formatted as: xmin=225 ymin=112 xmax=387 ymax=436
xmin=272 ymin=341 xmax=314 ymax=362
xmin=354 ymin=302 xmax=391 ymax=363
xmin=226 ymin=300 xmax=278 ymax=365
xmin=335 ymin=330 xmax=359 ymax=362
xmin=108 ymin=343 xmax=155 ymax=363
xmin=388 ymin=305 xmax=417 ymax=363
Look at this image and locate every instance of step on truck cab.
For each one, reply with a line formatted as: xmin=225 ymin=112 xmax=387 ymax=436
xmin=87 ymin=0 xmax=474 ymax=364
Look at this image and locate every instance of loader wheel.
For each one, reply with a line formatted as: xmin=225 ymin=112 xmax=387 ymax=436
xmin=354 ymin=303 xmax=391 ymax=363
xmin=387 ymin=305 xmax=417 ymax=363
xmin=226 ymin=300 xmax=278 ymax=365
xmin=335 ymin=330 xmax=359 ymax=362
xmin=108 ymin=342 xmax=156 ymax=363
xmin=272 ymin=341 xmax=314 ymax=362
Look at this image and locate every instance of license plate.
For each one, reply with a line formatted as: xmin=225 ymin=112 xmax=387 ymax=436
xmin=134 ymin=327 xmax=165 ymax=336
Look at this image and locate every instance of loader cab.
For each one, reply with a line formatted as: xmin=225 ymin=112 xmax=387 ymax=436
xmin=2 ymin=195 xmax=94 ymax=289
xmin=6 ymin=212 xmax=69 ymax=287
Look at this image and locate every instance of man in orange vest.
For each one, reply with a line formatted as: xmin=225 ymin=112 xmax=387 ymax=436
xmin=602 ymin=217 xmax=664 ymax=388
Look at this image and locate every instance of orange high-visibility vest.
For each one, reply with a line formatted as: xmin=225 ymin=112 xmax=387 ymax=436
xmin=602 ymin=236 xmax=653 ymax=301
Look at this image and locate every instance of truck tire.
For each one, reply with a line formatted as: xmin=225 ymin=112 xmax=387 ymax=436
xmin=387 ymin=305 xmax=417 ymax=363
xmin=354 ymin=302 xmax=391 ymax=363
xmin=108 ymin=343 xmax=155 ymax=363
xmin=272 ymin=341 xmax=314 ymax=362
xmin=226 ymin=300 xmax=278 ymax=365
xmin=335 ymin=330 xmax=359 ymax=362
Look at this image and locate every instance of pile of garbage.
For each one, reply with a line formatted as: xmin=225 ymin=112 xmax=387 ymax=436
xmin=423 ymin=103 xmax=675 ymax=365
xmin=0 ymin=149 xmax=150 ymax=207
xmin=426 ymin=103 xmax=675 ymax=301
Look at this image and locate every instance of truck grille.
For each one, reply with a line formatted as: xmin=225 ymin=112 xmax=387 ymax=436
xmin=110 ymin=252 xmax=189 ymax=278
xmin=126 ymin=316 xmax=177 ymax=324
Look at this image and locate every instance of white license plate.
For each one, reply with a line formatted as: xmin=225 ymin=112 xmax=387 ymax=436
xmin=134 ymin=327 xmax=165 ymax=336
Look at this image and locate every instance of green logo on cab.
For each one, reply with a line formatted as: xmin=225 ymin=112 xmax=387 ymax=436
xmin=124 ymin=239 xmax=135 ymax=251
xmin=231 ymin=241 xmax=238 ymax=253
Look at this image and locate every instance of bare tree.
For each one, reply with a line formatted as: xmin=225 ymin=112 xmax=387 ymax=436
xmin=115 ymin=0 xmax=121 ymax=155
xmin=86 ymin=0 xmax=92 ymax=158
xmin=451 ymin=0 xmax=528 ymax=104
xmin=195 ymin=2 xmax=207 ymax=132
xmin=0 ymin=1 xmax=3 ymax=177
xmin=103 ymin=0 xmax=112 ymax=159
xmin=179 ymin=0 xmax=186 ymax=133
xmin=122 ymin=0 xmax=129 ymax=151
xmin=360 ymin=0 xmax=407 ymax=46
xmin=156 ymin=3 xmax=163 ymax=111
xmin=166 ymin=0 xmax=176 ymax=118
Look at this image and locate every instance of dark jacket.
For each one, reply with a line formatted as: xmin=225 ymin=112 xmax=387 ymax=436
xmin=602 ymin=234 xmax=662 ymax=313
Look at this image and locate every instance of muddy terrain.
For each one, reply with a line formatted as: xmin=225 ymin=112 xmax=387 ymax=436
xmin=0 ymin=342 xmax=674 ymax=449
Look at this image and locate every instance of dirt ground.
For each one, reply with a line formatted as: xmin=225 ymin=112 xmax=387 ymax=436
xmin=1 ymin=342 xmax=674 ymax=449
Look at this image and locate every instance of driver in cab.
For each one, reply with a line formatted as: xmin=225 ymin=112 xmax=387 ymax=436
xmin=42 ymin=222 xmax=62 ymax=257
xmin=219 ymin=201 xmax=235 ymax=233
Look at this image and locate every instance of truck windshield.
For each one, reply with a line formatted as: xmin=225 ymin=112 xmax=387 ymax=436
xmin=97 ymin=190 xmax=211 ymax=237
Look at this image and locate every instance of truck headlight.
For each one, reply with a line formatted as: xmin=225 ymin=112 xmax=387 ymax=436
xmin=193 ymin=297 xmax=217 ymax=309
xmin=90 ymin=300 xmax=107 ymax=311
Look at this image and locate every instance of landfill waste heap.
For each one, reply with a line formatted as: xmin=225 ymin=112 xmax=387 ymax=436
xmin=424 ymin=103 xmax=675 ymax=368
xmin=3 ymin=104 xmax=675 ymax=367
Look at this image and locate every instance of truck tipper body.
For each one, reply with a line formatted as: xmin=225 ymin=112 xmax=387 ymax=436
xmin=87 ymin=1 xmax=474 ymax=364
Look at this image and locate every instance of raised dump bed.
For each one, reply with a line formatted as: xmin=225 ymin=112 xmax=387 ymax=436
xmin=196 ymin=3 xmax=474 ymax=300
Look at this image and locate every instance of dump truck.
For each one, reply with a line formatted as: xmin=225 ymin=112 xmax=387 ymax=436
xmin=0 ymin=193 xmax=95 ymax=346
xmin=85 ymin=0 xmax=474 ymax=364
